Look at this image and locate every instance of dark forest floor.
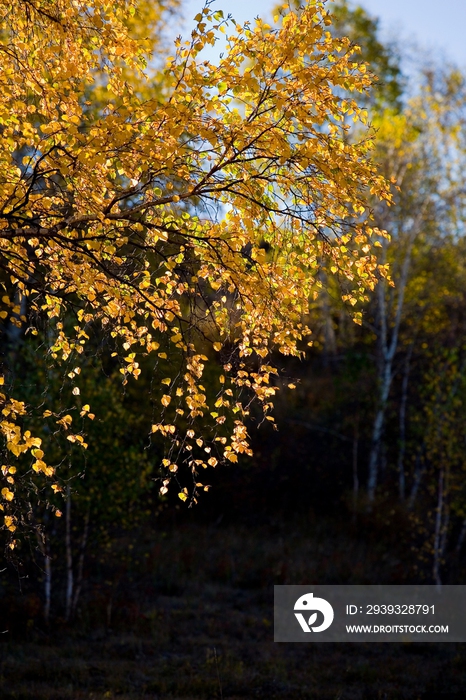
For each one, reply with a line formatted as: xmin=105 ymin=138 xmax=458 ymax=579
xmin=1 ymin=521 xmax=466 ymax=699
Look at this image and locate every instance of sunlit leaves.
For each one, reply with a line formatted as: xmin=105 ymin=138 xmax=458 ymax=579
xmin=0 ymin=0 xmax=391 ymax=518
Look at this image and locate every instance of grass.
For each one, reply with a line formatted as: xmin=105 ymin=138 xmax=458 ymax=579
xmin=1 ymin=520 xmax=465 ymax=699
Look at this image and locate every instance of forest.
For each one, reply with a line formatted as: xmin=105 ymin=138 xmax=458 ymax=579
xmin=1 ymin=0 xmax=466 ymax=698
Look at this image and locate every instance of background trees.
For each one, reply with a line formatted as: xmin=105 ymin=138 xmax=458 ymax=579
xmin=2 ymin=0 xmax=466 ymax=632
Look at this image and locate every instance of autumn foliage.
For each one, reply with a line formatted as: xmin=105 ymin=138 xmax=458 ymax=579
xmin=0 ymin=0 xmax=391 ymax=539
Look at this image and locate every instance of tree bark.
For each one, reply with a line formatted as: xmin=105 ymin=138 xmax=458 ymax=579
xmin=397 ymin=344 xmax=413 ymax=500
xmin=35 ymin=525 xmax=52 ymax=624
xmin=408 ymin=450 xmax=425 ymax=510
xmin=367 ymin=230 xmax=415 ymax=504
xmin=71 ymin=505 xmax=90 ymax=618
xmin=65 ymin=485 xmax=73 ymax=622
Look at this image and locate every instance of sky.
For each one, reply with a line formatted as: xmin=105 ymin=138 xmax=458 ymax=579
xmin=180 ymin=0 xmax=466 ymax=69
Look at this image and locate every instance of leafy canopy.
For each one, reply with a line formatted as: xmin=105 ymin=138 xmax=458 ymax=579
xmin=0 ymin=0 xmax=390 ymax=535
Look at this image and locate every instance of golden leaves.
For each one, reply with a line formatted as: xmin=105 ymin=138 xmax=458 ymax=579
xmin=57 ymin=415 xmax=73 ymax=430
xmin=32 ymin=460 xmax=54 ymax=476
xmin=66 ymin=434 xmax=88 ymax=449
xmin=0 ymin=0 xmax=391 ymax=509
xmin=4 ymin=515 xmax=16 ymax=532
xmin=80 ymin=404 xmax=95 ymax=419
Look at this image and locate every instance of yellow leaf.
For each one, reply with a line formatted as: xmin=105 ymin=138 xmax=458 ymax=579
xmin=32 ymin=459 xmax=46 ymax=472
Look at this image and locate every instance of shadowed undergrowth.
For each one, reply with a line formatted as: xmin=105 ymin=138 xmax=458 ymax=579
xmin=1 ymin=520 xmax=466 ymax=699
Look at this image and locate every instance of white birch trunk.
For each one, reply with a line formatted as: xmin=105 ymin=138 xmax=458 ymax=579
xmin=71 ymin=506 xmax=90 ymax=618
xmin=397 ymin=344 xmax=413 ymax=500
xmin=35 ymin=525 xmax=52 ymax=623
xmin=65 ymin=485 xmax=73 ymax=622
xmin=367 ymin=230 xmax=415 ymax=504
xmin=408 ymin=451 xmax=424 ymax=510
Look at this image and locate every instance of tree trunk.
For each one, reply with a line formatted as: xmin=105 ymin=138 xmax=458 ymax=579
xmin=71 ymin=506 xmax=90 ymax=618
xmin=35 ymin=525 xmax=52 ymax=624
xmin=397 ymin=344 xmax=413 ymax=500
xmin=352 ymin=422 xmax=359 ymax=508
xmin=65 ymin=486 xmax=73 ymax=622
xmin=367 ymin=232 xmax=414 ymax=504
xmin=367 ymin=374 xmax=394 ymax=503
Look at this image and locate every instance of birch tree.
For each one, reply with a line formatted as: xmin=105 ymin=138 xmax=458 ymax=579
xmin=0 ymin=0 xmax=392 ymax=544
xmin=366 ymin=69 xmax=466 ymax=503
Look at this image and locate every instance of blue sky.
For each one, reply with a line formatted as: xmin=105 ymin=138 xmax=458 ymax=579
xmin=180 ymin=0 xmax=466 ymax=69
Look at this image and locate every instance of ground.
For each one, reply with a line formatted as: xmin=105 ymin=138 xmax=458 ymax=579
xmin=1 ymin=522 xmax=465 ymax=699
